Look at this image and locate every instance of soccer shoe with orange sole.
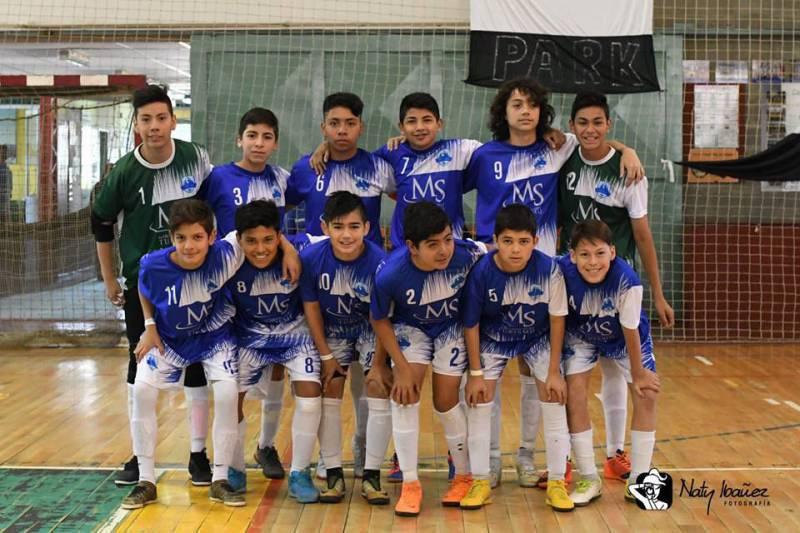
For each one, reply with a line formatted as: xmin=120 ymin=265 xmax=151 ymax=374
xmin=536 ymin=459 xmax=574 ymax=489
xmin=395 ymin=480 xmax=423 ymax=517
xmin=460 ymin=479 xmax=492 ymax=510
xmin=441 ymin=474 xmax=473 ymax=507
xmin=545 ymin=479 xmax=575 ymax=512
xmin=603 ymin=449 xmax=631 ymax=481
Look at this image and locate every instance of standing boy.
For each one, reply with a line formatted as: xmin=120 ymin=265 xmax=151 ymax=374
xmin=122 ymin=199 xmax=245 ymax=509
xmin=558 ymin=220 xmax=660 ymax=506
xmin=299 ymin=191 xmax=390 ymax=504
xmin=371 ymin=201 xmax=486 ymax=517
xmin=559 ymin=91 xmax=674 ymax=482
xmin=92 ymin=85 xmax=214 ymax=487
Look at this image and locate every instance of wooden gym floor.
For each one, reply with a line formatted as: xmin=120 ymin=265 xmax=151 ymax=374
xmin=0 ymin=343 xmax=798 ymax=532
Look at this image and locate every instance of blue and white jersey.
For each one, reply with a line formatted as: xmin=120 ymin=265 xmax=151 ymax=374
xmin=462 ymin=250 xmax=567 ymax=356
xmin=286 ymin=149 xmax=395 ymax=245
xmin=374 ymin=139 xmax=481 ymax=249
xmin=464 ymin=134 xmax=578 ymax=254
xmin=371 ymin=239 xmax=486 ymax=338
xmin=227 ymin=253 xmax=310 ymax=351
xmin=299 ymin=239 xmax=386 ymax=340
xmin=557 ymin=255 xmax=650 ymax=359
xmin=198 ymin=162 xmax=290 ymax=235
xmin=138 ymin=232 xmax=244 ymax=364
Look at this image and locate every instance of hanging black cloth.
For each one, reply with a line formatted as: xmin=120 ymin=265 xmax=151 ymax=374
xmin=675 ymin=134 xmax=800 ymax=181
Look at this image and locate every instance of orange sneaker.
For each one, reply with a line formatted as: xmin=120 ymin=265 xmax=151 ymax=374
xmin=536 ymin=459 xmax=574 ymax=489
xmin=395 ymin=480 xmax=423 ymax=517
xmin=603 ymin=450 xmax=631 ymax=481
xmin=441 ymin=474 xmax=473 ymax=507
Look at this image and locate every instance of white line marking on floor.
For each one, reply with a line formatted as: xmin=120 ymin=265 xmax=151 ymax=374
xmin=764 ymin=398 xmax=781 ymax=405
xmin=784 ymin=401 xmax=800 ymax=413
xmin=97 ymin=508 xmax=128 ymax=533
xmin=694 ymin=355 xmax=713 ymax=366
xmin=594 ymin=393 xmax=603 ymax=402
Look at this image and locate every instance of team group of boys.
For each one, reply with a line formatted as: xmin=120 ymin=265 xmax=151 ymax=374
xmin=91 ymin=79 xmax=674 ymax=517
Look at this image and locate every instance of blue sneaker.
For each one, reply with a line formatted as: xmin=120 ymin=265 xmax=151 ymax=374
xmin=289 ymin=469 xmax=320 ymax=503
xmin=228 ymin=467 xmax=247 ymax=494
xmin=448 ymin=451 xmax=455 ymax=481
xmin=387 ymin=453 xmax=402 ymax=483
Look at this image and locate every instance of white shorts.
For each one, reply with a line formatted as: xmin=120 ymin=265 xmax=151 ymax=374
xmin=562 ymin=334 xmax=656 ymax=382
xmin=136 ymin=340 xmax=238 ymax=389
xmin=239 ymin=344 xmax=320 ymax=391
xmin=393 ymin=322 xmax=466 ymax=377
xmin=481 ymin=336 xmax=554 ymax=382
xmin=328 ymin=329 xmax=376 ymax=370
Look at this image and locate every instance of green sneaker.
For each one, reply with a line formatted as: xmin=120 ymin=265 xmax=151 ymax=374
xmin=320 ymin=468 xmax=346 ymax=503
xmin=361 ymin=471 xmax=390 ymax=505
xmin=121 ymin=481 xmax=157 ymax=510
xmin=209 ymin=480 xmax=246 ymax=507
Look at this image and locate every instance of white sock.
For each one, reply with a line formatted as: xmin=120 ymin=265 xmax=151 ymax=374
xmin=127 ymin=383 xmax=135 ymax=423
xmin=391 ymin=401 xmax=420 ymax=482
xmin=435 ymin=403 xmax=469 ymax=476
xmin=132 ymin=380 xmax=159 ymax=484
xmin=319 ymin=398 xmax=343 ymax=470
xmin=232 ymin=419 xmax=247 ymax=472
xmin=570 ymin=429 xmax=598 ymax=480
xmin=629 ymin=430 xmax=656 ymax=482
xmin=467 ymin=402 xmax=493 ymax=479
xmin=290 ymin=396 xmax=322 ymax=472
xmin=490 ymin=386 xmax=501 ymax=458
xmin=350 ymin=366 xmax=368 ymax=445
xmin=541 ymin=402 xmax=569 ymax=481
xmin=211 ymin=380 xmax=239 ymax=482
xmin=184 ymin=386 xmax=209 ymax=453
xmin=519 ymin=375 xmax=541 ymax=452
xmin=599 ymin=358 xmax=628 ymax=456
xmin=365 ymin=398 xmax=392 ymax=471
xmin=259 ymin=379 xmax=284 ymax=449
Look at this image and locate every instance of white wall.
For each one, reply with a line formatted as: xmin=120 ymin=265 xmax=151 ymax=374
xmin=1 ymin=0 xmax=469 ymax=28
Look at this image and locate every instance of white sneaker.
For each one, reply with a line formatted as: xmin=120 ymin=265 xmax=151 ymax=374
xmin=489 ymin=456 xmax=503 ymax=489
xmin=570 ymin=477 xmax=602 ymax=506
xmin=515 ymin=448 xmax=537 ymax=488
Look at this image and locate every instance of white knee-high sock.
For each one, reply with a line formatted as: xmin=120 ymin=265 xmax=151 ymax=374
xmin=211 ymin=380 xmax=239 ymax=481
xmin=259 ymin=378 xmax=284 ymax=449
xmin=541 ymin=402 xmax=570 ymax=481
xmin=232 ymin=419 xmax=247 ymax=471
xmin=570 ymin=429 xmax=598 ymax=480
xmin=391 ymin=401 xmax=420 ymax=482
xmin=490 ymin=386 xmax=501 ymax=458
xmin=184 ymin=385 xmax=209 ymax=453
xmin=435 ymin=404 xmax=469 ymax=476
xmin=467 ymin=402 xmax=493 ymax=479
xmin=291 ymin=396 xmax=322 ymax=472
xmin=350 ymin=366 xmax=368 ymax=444
xmin=319 ymin=398 xmax=343 ymax=469
xmin=127 ymin=383 xmax=135 ymax=423
xmin=629 ymin=430 xmax=656 ymax=482
xmin=599 ymin=357 xmax=628 ymax=456
xmin=519 ymin=375 xmax=541 ymax=452
xmin=132 ymin=380 xmax=159 ymax=484
xmin=365 ymin=398 xmax=392 ymax=471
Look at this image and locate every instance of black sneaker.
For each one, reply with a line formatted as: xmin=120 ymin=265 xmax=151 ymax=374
xmin=115 ymin=455 xmax=139 ymax=486
xmin=188 ymin=449 xmax=212 ymax=486
xmin=254 ymin=445 xmax=285 ymax=479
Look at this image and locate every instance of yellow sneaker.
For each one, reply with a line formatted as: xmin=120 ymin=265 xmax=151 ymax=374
xmin=545 ymin=479 xmax=575 ymax=512
xmin=441 ymin=474 xmax=473 ymax=507
xmin=460 ymin=478 xmax=492 ymax=510
xmin=395 ymin=480 xmax=423 ymax=517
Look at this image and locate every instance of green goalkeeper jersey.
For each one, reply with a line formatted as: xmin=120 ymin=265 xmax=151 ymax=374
xmin=93 ymin=139 xmax=212 ymax=289
xmin=557 ymin=147 xmax=648 ymax=263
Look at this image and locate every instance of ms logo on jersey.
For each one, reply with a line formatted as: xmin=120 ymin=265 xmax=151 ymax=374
xmin=450 ymin=274 xmax=466 ymax=290
xmin=397 ymin=335 xmax=411 ymax=349
xmin=353 ymin=283 xmax=369 ymax=299
xmin=272 ymin=188 xmax=282 ymax=200
xmin=404 ymin=176 xmax=446 ymax=203
xmin=595 ymin=182 xmax=612 ymax=199
xmin=534 ymin=156 xmax=547 ymax=169
xmin=435 ymin=151 xmax=453 ymax=166
xmin=600 ymin=297 xmax=616 ymax=317
xmin=147 ymin=354 xmax=158 ymax=370
xmin=528 ymin=285 xmax=544 ymax=298
xmin=181 ymin=176 xmax=198 ymax=193
xmin=354 ymin=176 xmax=371 ymax=192
xmin=206 ymin=280 xmax=218 ymax=292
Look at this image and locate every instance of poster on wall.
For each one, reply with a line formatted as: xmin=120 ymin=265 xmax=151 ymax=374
xmin=683 ymin=60 xmax=710 ymax=83
xmin=715 ymin=61 xmax=748 ymax=83
xmin=693 ymin=85 xmax=739 ymax=148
